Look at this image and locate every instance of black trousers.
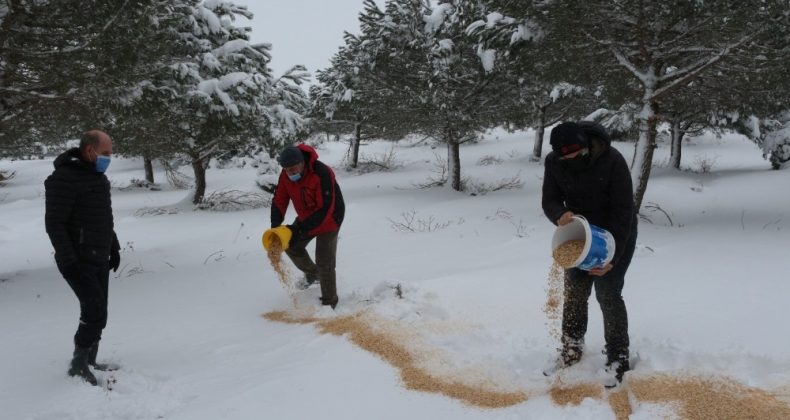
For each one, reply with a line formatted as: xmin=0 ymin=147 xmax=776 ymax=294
xmin=285 ymin=230 xmax=339 ymax=306
xmin=64 ymin=261 xmax=109 ymax=348
xmin=562 ymin=225 xmax=638 ymax=362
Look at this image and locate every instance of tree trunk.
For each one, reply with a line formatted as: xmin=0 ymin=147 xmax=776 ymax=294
xmin=191 ymin=158 xmax=208 ymax=205
xmin=669 ymin=120 xmax=684 ymax=170
xmin=447 ymin=130 xmax=461 ymax=191
xmin=631 ymin=100 xmax=658 ymax=213
xmin=143 ymin=156 xmax=154 ymax=183
xmin=532 ymin=108 xmax=547 ymax=160
xmin=351 ymin=122 xmax=361 ymax=168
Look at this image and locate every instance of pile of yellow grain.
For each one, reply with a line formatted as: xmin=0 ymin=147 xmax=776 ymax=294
xmin=630 ymin=375 xmax=790 ymax=419
xmin=553 ymin=239 xmax=585 ymax=268
xmin=263 ymin=310 xmax=528 ymax=408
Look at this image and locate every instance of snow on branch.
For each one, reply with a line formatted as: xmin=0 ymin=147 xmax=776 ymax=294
xmin=21 ymin=0 xmax=133 ymax=56
xmin=423 ymin=3 xmax=452 ymax=34
xmin=609 ymin=46 xmax=648 ymax=83
xmin=652 ymin=31 xmax=763 ymax=101
xmin=0 ymin=86 xmax=63 ymax=99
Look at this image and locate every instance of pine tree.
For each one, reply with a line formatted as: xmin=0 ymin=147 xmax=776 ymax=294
xmin=468 ymin=4 xmax=601 ymax=161
xmin=311 ymin=17 xmax=414 ymax=169
xmin=0 ymin=0 xmax=167 ymax=157
xmin=349 ymin=0 xmax=509 ymax=191
xmin=482 ymin=0 xmax=790 ymax=210
xmin=113 ymin=1 xmax=310 ymax=203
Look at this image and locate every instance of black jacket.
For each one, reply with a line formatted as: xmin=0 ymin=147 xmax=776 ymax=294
xmin=45 ymin=148 xmax=119 ymax=269
xmin=542 ymin=130 xmax=635 ymax=265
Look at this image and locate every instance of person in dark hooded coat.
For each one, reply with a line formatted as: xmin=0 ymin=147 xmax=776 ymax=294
xmin=45 ymin=130 xmax=121 ymax=385
xmin=541 ymin=121 xmax=637 ymax=386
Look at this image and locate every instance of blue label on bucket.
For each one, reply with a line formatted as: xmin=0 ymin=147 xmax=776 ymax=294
xmin=579 ymin=224 xmax=616 ymax=270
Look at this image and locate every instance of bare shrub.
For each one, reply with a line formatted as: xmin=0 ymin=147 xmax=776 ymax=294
xmin=413 ymin=151 xmax=448 ymax=189
xmin=119 ymin=178 xmax=161 ymax=191
xmin=162 ymin=161 xmax=193 ymax=189
xmin=486 ymin=208 xmax=531 ymax=238
xmin=0 ymin=170 xmax=16 ymax=185
xmin=688 ymin=155 xmax=717 ymax=174
xmin=639 ymin=201 xmax=676 ymax=226
xmin=387 ymin=210 xmax=463 ymax=232
xmin=114 ymin=260 xmax=147 ymax=279
xmin=196 ymin=189 xmax=269 ymax=212
xmin=476 ymin=155 xmax=504 ymax=166
xmin=351 ymin=146 xmax=401 ymax=173
xmin=463 ymin=173 xmax=523 ymax=196
xmin=134 ymin=206 xmax=181 ymax=217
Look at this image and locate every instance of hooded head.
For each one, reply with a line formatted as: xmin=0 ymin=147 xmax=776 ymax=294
xmin=277 ymin=145 xmax=305 ymax=167
xmin=550 ymin=122 xmax=589 ymax=156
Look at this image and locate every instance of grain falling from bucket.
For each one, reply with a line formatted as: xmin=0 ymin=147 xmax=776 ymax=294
xmin=544 ymin=262 xmax=564 ymax=341
xmin=545 ymin=240 xmax=586 ymax=342
xmin=266 ymin=236 xmax=296 ymax=306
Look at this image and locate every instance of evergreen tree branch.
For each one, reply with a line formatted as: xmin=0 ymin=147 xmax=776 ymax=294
xmin=652 ymin=31 xmax=762 ymax=101
xmin=19 ymin=0 xmax=133 ymax=56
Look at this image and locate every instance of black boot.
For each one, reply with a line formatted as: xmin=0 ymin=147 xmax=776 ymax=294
xmin=320 ymin=295 xmax=338 ymax=309
xmin=604 ymin=354 xmax=630 ymax=388
xmin=68 ymin=345 xmax=98 ymax=385
xmin=543 ymin=345 xmax=583 ymax=376
xmin=88 ymin=343 xmax=120 ymax=371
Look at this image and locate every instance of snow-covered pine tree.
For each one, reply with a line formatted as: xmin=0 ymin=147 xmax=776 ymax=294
xmin=0 ymin=0 xmax=167 ymax=158
xmin=468 ymin=4 xmax=601 ymax=161
xmin=351 ymin=0 xmax=508 ymax=191
xmin=312 ymin=32 xmax=378 ymax=169
xmin=311 ymin=3 xmax=415 ymax=170
xmin=114 ymin=0 xmax=310 ymax=204
xmin=485 ymin=0 xmax=789 ymax=210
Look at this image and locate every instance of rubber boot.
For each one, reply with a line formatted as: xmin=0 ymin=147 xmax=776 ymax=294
xmin=68 ymin=345 xmax=98 ymax=385
xmin=89 ymin=343 xmax=120 ymax=371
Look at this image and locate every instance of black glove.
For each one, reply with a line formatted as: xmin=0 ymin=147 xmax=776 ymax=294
xmin=286 ymin=223 xmax=302 ymax=239
xmin=60 ymin=262 xmax=81 ymax=281
xmin=109 ymin=250 xmax=121 ymax=272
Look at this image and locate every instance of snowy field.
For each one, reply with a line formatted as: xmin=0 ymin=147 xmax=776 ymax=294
xmin=1 ymin=129 xmax=789 ymax=419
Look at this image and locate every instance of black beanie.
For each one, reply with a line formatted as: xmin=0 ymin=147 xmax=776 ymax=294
xmin=550 ymin=122 xmax=588 ymax=155
xmin=277 ymin=145 xmax=304 ymax=167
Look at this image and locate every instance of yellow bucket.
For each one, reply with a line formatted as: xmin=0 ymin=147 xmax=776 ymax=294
xmin=262 ymin=225 xmax=293 ymax=251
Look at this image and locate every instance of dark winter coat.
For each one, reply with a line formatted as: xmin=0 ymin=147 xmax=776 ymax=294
xmin=271 ymin=144 xmax=345 ymax=237
xmin=45 ymin=148 xmax=119 ymax=270
xmin=542 ymin=130 xmax=635 ymax=265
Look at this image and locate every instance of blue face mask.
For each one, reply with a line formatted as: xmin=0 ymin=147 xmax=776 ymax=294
xmin=95 ymin=155 xmax=111 ymax=173
xmin=288 ymin=172 xmax=302 ymax=182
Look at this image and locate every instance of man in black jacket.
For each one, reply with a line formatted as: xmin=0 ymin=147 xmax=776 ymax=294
xmin=541 ymin=121 xmax=637 ymax=387
xmin=45 ymin=130 xmax=121 ymax=385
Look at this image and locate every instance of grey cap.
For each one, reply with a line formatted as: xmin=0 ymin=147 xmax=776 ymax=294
xmin=277 ymin=145 xmax=304 ymax=167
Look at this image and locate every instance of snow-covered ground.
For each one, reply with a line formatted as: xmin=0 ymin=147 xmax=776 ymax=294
xmin=1 ymin=129 xmax=789 ymax=419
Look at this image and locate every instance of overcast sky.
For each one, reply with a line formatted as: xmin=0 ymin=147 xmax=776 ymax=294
xmin=241 ymin=0 xmax=383 ymax=82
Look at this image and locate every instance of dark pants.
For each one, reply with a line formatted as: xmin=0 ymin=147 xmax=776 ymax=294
xmin=562 ymin=225 xmax=637 ymax=363
xmin=64 ymin=261 xmax=109 ymax=348
xmin=285 ymin=230 xmax=339 ymax=306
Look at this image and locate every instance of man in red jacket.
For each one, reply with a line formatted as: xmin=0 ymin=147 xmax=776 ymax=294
xmin=271 ymin=144 xmax=345 ymax=308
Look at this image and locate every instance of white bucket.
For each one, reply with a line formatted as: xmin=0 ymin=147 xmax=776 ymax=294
xmin=551 ymin=215 xmax=616 ymax=270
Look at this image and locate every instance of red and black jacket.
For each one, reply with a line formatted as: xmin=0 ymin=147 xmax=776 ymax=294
xmin=271 ymin=144 xmax=345 ymax=237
